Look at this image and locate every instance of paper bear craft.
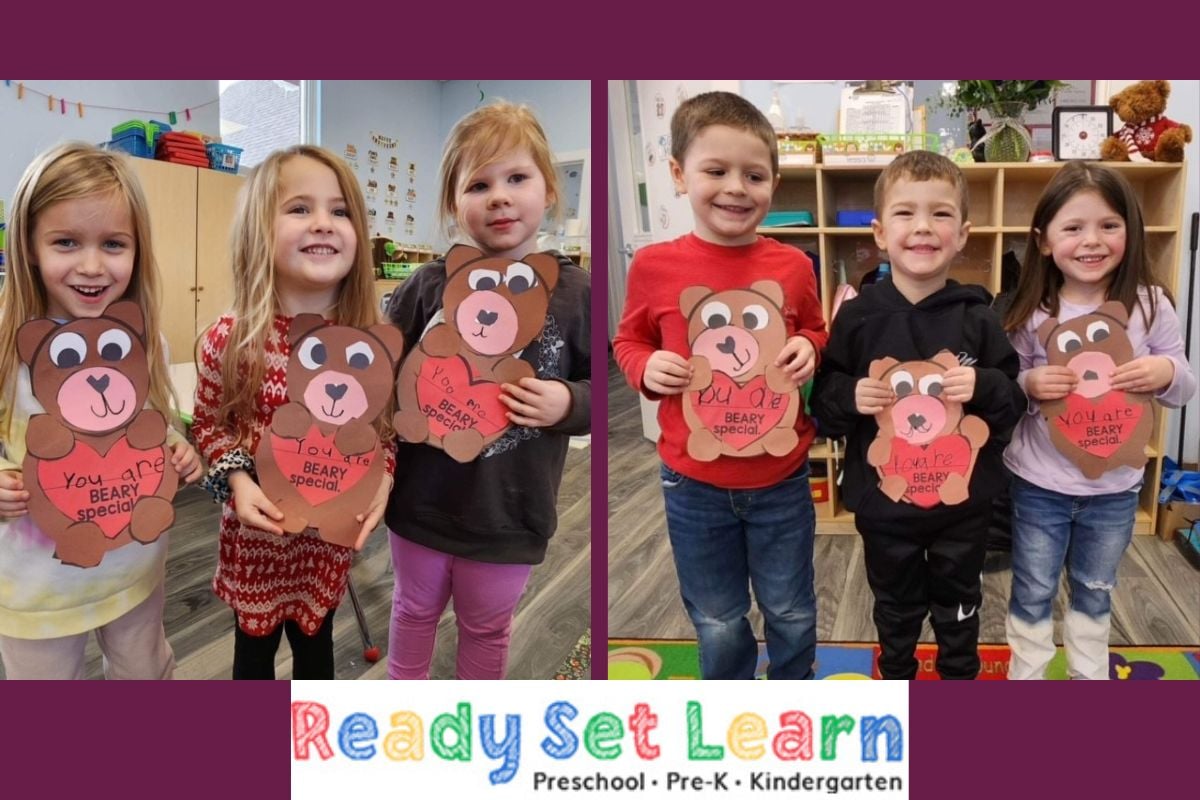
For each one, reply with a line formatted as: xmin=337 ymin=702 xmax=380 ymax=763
xmin=866 ymin=351 xmax=989 ymax=508
xmin=681 ymin=281 xmax=799 ymax=461
xmin=18 ymin=301 xmax=179 ymax=567
xmin=1036 ymin=301 xmax=1153 ymax=479
xmin=255 ymin=316 xmax=404 ymax=548
xmin=393 ymin=244 xmax=559 ymax=463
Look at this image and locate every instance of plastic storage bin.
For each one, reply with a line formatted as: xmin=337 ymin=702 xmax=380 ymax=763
xmin=206 ymin=143 xmax=243 ymax=174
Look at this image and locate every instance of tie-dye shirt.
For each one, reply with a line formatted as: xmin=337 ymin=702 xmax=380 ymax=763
xmin=0 ymin=363 xmax=179 ymax=639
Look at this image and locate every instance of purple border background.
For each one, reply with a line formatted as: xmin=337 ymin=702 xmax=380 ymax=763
xmin=912 ymin=681 xmax=1194 ymax=796
xmin=1 ymin=683 xmax=288 ymax=797
xmin=2 ymin=66 xmax=1196 ymax=797
xmin=590 ymin=79 xmax=609 ymax=679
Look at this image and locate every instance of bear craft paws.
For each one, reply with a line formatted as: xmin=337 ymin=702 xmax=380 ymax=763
xmin=687 ymin=356 xmax=712 ymax=392
xmin=392 ymin=409 xmax=430 ymax=444
xmin=494 ymin=357 xmax=535 ymax=386
xmin=271 ymin=402 xmax=312 ymax=439
xmin=129 ymin=495 xmax=175 ymax=543
xmin=762 ymin=427 xmax=799 ymax=457
xmin=687 ymin=429 xmax=722 ymax=462
xmin=27 ymin=416 xmax=75 ymax=460
xmin=938 ymin=472 xmax=970 ymax=506
xmin=422 ymin=324 xmax=462 ymax=358
xmin=126 ymin=410 xmax=167 ymax=450
xmin=334 ymin=420 xmax=376 ymax=456
xmin=765 ymin=363 xmax=792 ymax=395
xmin=54 ymin=522 xmax=109 ymax=568
xmin=443 ymin=428 xmax=486 ymax=463
xmin=880 ymin=475 xmax=908 ymax=504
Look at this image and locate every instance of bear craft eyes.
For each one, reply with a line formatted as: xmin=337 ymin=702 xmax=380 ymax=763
xmin=49 ymin=332 xmax=87 ymax=368
xmin=504 ymin=263 xmax=538 ymax=294
xmin=1086 ymin=321 xmax=1111 ymax=342
xmin=298 ymin=337 xmax=328 ymax=370
xmin=467 ymin=268 xmax=503 ymax=291
xmin=889 ymin=370 xmax=915 ymax=397
xmin=700 ymin=301 xmax=732 ymax=329
xmin=918 ymin=374 xmax=944 ymax=397
xmin=741 ymin=304 xmax=769 ymax=331
xmin=345 ymin=341 xmax=374 ymax=369
xmin=1057 ymin=330 xmax=1083 ymax=353
xmin=98 ymin=329 xmax=132 ymax=362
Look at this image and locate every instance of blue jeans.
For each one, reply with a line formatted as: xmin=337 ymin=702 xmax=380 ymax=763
xmin=1009 ymin=476 xmax=1136 ymax=623
xmin=1007 ymin=476 xmax=1137 ymax=679
xmin=661 ymin=462 xmax=816 ymax=680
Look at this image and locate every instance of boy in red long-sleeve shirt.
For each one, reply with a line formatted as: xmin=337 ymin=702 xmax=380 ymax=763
xmin=613 ymin=91 xmax=828 ymax=679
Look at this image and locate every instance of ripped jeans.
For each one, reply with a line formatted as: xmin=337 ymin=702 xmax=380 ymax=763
xmin=1006 ymin=475 xmax=1137 ymax=679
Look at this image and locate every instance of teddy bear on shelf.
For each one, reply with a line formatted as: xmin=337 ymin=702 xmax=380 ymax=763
xmin=1100 ymin=80 xmax=1193 ymax=163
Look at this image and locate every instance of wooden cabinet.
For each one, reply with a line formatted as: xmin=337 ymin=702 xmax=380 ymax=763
xmin=764 ymin=161 xmax=1187 ymax=535
xmin=129 ymin=158 xmax=244 ymax=364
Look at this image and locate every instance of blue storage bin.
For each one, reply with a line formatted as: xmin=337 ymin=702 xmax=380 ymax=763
xmin=835 ymin=209 xmax=875 ymax=227
xmin=108 ymin=130 xmax=155 ymax=159
xmin=206 ymin=143 xmax=243 ymax=174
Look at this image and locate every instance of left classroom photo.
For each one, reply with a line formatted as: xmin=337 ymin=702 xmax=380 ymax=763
xmin=0 ymin=79 xmax=592 ymax=680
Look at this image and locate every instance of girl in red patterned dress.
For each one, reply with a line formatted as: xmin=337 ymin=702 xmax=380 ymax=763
xmin=191 ymin=146 xmax=393 ymax=679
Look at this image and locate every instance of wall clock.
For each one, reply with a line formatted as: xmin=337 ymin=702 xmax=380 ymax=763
xmin=1052 ymin=106 xmax=1113 ymax=160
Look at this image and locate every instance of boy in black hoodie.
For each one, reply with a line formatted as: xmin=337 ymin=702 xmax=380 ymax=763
xmin=810 ymin=151 xmax=1024 ymax=679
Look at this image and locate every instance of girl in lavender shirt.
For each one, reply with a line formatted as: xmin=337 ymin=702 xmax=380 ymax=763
xmin=1001 ymin=162 xmax=1195 ymax=680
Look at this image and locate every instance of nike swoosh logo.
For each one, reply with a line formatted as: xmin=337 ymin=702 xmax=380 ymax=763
xmin=957 ymin=604 xmax=977 ymax=622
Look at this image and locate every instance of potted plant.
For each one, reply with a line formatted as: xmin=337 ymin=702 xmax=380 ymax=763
xmin=936 ymin=81 xmax=1069 ymax=162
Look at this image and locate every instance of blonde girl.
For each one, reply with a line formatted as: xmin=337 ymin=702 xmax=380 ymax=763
xmin=384 ymin=102 xmax=591 ymax=679
xmin=0 ymin=141 xmax=202 ymax=680
xmin=191 ymin=144 xmax=394 ymax=680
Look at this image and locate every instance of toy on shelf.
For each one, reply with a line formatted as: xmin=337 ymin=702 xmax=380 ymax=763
xmin=1100 ymin=80 xmax=1193 ymax=163
xmin=157 ymin=132 xmax=210 ymax=168
xmin=108 ymin=119 xmax=172 ymax=159
xmin=817 ymin=133 xmax=937 ymax=165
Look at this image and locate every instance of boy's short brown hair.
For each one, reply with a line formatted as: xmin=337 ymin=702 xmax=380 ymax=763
xmin=670 ymin=91 xmax=779 ymax=175
xmin=873 ymin=150 xmax=969 ymax=220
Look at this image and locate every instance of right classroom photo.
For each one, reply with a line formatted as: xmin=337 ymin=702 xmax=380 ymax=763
xmin=606 ymin=79 xmax=1200 ymax=680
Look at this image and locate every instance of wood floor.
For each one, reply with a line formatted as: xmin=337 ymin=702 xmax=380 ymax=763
xmin=608 ymin=360 xmax=1200 ymax=648
xmin=2 ymin=445 xmax=590 ymax=681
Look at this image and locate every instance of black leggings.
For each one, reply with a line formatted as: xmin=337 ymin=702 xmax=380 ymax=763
xmin=232 ymin=608 xmax=336 ymax=680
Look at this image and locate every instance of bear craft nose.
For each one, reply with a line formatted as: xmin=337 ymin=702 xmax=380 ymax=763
xmin=1083 ymin=370 xmax=1098 ymax=381
xmin=717 ymin=336 xmax=737 ymax=355
xmin=908 ymin=414 xmax=926 ymax=430
xmin=325 ymin=383 xmax=348 ymax=401
xmin=477 ymin=310 xmax=499 ymax=326
xmin=87 ymin=375 xmax=110 ymax=394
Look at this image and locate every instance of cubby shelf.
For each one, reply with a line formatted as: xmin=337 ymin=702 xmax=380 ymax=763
xmin=765 ymin=161 xmax=1187 ymax=535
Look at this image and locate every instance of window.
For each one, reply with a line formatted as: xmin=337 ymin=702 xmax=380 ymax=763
xmin=218 ymin=80 xmax=306 ymax=170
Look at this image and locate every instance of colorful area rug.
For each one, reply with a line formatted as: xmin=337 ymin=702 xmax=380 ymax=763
xmin=554 ymin=629 xmax=591 ymax=679
xmin=608 ymin=639 xmax=1200 ymax=680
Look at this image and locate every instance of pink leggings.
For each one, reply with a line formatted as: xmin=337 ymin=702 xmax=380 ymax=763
xmin=388 ymin=534 xmax=532 ymax=680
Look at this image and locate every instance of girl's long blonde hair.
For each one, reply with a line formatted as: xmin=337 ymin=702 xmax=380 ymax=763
xmin=213 ymin=145 xmax=379 ymax=441
xmin=437 ymin=101 xmax=561 ymax=243
xmin=0 ymin=141 xmax=175 ymax=440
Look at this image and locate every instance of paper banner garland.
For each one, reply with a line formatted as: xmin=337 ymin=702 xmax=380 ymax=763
xmin=18 ymin=301 xmax=179 ymax=567
xmin=681 ymin=281 xmax=799 ymax=461
xmin=393 ymin=245 xmax=560 ymax=463
xmin=1036 ymin=301 xmax=1153 ymax=478
xmin=866 ymin=351 xmax=989 ymax=508
xmin=254 ymin=317 xmax=405 ymax=548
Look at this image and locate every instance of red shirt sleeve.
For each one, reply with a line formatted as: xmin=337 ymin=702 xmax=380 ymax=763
xmin=191 ymin=317 xmax=242 ymax=464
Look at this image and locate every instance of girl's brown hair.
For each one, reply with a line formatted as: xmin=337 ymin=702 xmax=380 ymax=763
xmin=0 ymin=142 xmax=176 ymax=440
xmin=1003 ymin=161 xmax=1170 ymax=333
xmin=213 ymin=145 xmax=380 ymax=443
